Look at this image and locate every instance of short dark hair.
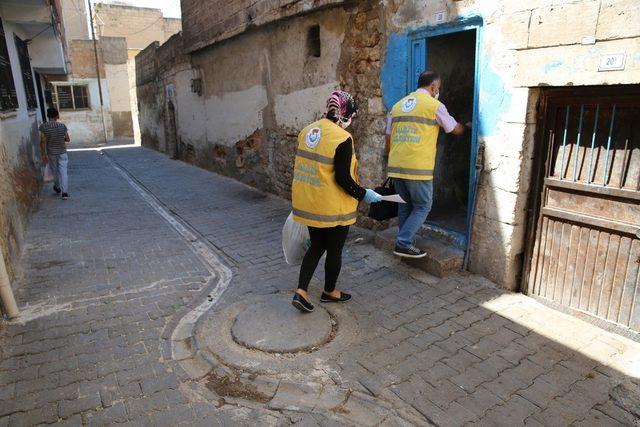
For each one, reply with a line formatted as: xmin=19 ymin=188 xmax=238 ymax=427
xmin=418 ymin=70 xmax=440 ymax=88
xmin=46 ymin=107 xmax=59 ymax=119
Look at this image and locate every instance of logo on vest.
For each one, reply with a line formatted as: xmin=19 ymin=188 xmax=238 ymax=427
xmin=401 ymin=97 xmax=417 ymax=113
xmin=305 ymin=127 xmax=322 ymax=149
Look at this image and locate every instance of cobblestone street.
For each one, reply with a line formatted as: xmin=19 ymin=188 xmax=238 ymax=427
xmin=1 ymin=147 xmax=639 ymax=426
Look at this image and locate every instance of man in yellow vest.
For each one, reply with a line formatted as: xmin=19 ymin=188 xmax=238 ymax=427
xmin=291 ymin=90 xmax=382 ymax=313
xmin=386 ymin=70 xmax=469 ymax=258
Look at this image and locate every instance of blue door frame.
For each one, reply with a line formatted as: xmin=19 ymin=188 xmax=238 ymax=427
xmin=407 ymin=17 xmax=483 ymax=249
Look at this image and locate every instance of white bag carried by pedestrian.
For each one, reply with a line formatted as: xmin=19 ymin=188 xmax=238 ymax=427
xmin=282 ymin=212 xmax=311 ymax=265
xmin=43 ymin=164 xmax=54 ymax=183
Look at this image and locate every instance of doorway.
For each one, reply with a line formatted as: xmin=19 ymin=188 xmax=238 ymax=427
xmin=426 ymin=30 xmax=476 ymax=233
xmin=408 ymin=23 xmax=480 ymax=241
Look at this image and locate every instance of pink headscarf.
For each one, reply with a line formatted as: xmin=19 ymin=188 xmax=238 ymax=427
xmin=324 ymin=90 xmax=357 ymax=125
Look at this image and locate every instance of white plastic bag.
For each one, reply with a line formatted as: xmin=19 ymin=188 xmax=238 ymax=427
xmin=43 ymin=164 xmax=54 ymax=183
xmin=282 ymin=212 xmax=311 ymax=265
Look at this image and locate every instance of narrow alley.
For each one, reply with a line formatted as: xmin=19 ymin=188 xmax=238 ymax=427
xmin=1 ymin=147 xmax=638 ymax=426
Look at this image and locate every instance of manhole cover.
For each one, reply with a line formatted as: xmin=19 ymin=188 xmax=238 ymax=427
xmin=231 ymin=297 xmax=333 ymax=353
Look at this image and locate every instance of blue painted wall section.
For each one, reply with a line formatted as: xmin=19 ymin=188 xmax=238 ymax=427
xmin=477 ymin=60 xmax=511 ymax=137
xmin=381 ymin=26 xmax=512 ymax=137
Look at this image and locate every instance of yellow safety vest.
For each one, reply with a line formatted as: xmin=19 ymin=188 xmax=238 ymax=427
xmin=291 ymin=118 xmax=359 ymax=228
xmin=388 ymin=91 xmax=441 ymax=180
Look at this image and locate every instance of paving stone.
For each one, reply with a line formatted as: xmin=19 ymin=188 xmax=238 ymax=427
xmin=140 ymin=374 xmax=179 ymax=395
xmin=593 ymin=401 xmax=639 ymax=425
xmin=339 ymin=393 xmax=392 ymax=426
xmin=314 ymin=385 xmax=348 ymax=411
xmin=517 ymin=377 xmax=564 ymax=409
xmin=269 ymin=381 xmax=321 ymax=411
xmin=442 ymin=349 xmax=482 ymax=372
xmin=479 ymin=395 xmax=539 ymax=426
xmin=82 ymin=402 xmax=128 ymax=426
xmin=454 ymin=388 xmax=504 ymax=418
xmin=8 ymin=403 xmax=58 ymax=427
xmin=573 ymin=409 xmax=623 ymax=426
xmin=56 ymin=414 xmax=83 ymax=427
xmin=59 ymin=393 xmax=102 ymax=418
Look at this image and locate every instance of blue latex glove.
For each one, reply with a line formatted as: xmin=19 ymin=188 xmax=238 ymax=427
xmin=364 ymin=189 xmax=383 ymax=204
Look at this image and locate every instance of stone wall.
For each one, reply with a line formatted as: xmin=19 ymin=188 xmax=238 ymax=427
xmin=94 ymin=3 xmax=182 ymax=52
xmin=60 ymin=0 xmax=89 ymax=47
xmin=181 ymin=0 xmax=346 ymax=53
xmin=60 ymin=39 xmax=118 ymax=144
xmin=68 ymin=39 xmax=105 ymax=78
xmin=102 ymin=37 xmax=133 ymax=138
xmin=137 ymin=0 xmax=640 ymax=290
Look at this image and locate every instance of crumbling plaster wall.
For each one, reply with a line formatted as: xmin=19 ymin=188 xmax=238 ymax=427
xmin=0 ymin=21 xmax=43 ymax=279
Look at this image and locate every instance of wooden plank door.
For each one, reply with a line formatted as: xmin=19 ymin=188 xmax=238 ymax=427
xmin=525 ymin=87 xmax=640 ymax=334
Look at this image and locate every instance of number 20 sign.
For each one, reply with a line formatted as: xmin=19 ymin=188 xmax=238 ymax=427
xmin=598 ymin=53 xmax=626 ymax=71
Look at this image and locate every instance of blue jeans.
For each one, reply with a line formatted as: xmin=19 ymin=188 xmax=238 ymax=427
xmin=49 ymin=153 xmax=68 ymax=193
xmin=394 ymin=179 xmax=433 ymax=248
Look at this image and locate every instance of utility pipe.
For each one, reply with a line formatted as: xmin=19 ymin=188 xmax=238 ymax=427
xmin=0 ymin=247 xmax=19 ymax=319
xmin=463 ymin=142 xmax=484 ymax=271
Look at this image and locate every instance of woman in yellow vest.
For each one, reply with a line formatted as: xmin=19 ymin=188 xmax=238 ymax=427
xmin=291 ymin=90 xmax=382 ymax=313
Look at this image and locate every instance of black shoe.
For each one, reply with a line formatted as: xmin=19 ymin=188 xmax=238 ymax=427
xmin=292 ymin=293 xmax=314 ymax=313
xmin=393 ymin=244 xmax=427 ymax=258
xmin=320 ymin=292 xmax=351 ymax=303
xmin=53 ymin=185 xmax=61 ymax=194
xmin=61 ymin=193 xmax=69 ymax=200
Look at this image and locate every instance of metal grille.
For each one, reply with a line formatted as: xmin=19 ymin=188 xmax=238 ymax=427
xmin=14 ymin=35 xmax=37 ymax=110
xmin=549 ymin=102 xmax=640 ymax=190
xmin=0 ymin=18 xmax=18 ymax=111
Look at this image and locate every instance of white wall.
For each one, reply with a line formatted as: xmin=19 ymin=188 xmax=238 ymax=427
xmin=29 ymin=28 xmax=67 ymax=74
xmin=0 ymin=19 xmax=42 ymax=164
xmin=105 ymin=63 xmax=131 ymax=112
xmin=58 ymin=78 xmax=114 ymax=145
xmin=0 ymin=18 xmax=43 ymax=276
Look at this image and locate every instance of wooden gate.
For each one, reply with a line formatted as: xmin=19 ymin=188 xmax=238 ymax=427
xmin=524 ymin=86 xmax=640 ymax=334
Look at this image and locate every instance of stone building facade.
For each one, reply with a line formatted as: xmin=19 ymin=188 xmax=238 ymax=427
xmin=53 ymin=1 xmax=182 ymax=144
xmin=46 ymin=36 xmax=132 ymax=144
xmin=135 ymin=0 xmax=639 ymax=305
xmin=94 ymin=2 xmax=181 ymax=58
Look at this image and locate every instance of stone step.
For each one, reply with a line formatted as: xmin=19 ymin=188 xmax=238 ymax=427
xmin=374 ymin=226 xmax=464 ymax=278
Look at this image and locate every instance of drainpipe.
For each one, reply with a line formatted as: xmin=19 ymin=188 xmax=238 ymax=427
xmin=0 ymin=247 xmax=19 ymax=319
xmin=463 ymin=142 xmax=485 ymax=271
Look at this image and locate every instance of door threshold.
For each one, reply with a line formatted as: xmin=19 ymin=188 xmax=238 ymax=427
xmin=419 ymin=222 xmax=467 ymax=250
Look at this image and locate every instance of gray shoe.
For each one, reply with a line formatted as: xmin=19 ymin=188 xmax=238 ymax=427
xmin=393 ymin=244 xmax=426 ymax=258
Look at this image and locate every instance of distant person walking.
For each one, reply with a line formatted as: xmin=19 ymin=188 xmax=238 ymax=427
xmin=386 ymin=70 xmax=470 ymax=258
xmin=291 ymin=90 xmax=381 ymax=313
xmin=40 ymin=108 xmax=70 ymax=200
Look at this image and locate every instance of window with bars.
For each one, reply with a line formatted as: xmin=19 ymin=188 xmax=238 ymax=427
xmin=14 ymin=35 xmax=37 ymax=110
xmin=52 ymin=85 xmax=89 ymax=110
xmin=548 ymin=99 xmax=639 ymax=190
xmin=0 ymin=18 xmax=18 ymax=112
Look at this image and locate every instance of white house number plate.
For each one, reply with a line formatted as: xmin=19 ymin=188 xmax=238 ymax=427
xmin=598 ymin=53 xmax=626 ymax=71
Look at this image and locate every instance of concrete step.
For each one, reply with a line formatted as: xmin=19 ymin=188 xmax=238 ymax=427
xmin=374 ymin=226 xmax=464 ymax=278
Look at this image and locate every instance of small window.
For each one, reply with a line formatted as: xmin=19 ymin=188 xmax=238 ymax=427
xmin=14 ymin=35 xmax=37 ymax=110
xmin=307 ymin=25 xmax=321 ymax=58
xmin=52 ymin=85 xmax=89 ymax=110
xmin=0 ymin=18 xmax=18 ymax=112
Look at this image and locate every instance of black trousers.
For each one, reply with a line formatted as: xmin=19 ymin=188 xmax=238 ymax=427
xmin=297 ymin=225 xmax=349 ymax=293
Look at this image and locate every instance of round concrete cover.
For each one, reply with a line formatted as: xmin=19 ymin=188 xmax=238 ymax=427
xmin=231 ymin=297 xmax=333 ymax=353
